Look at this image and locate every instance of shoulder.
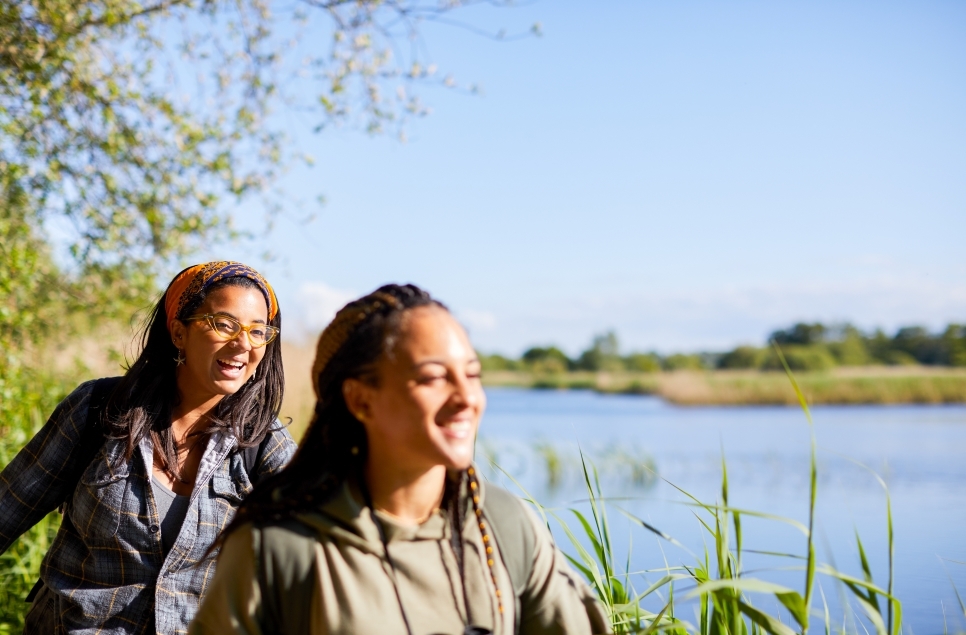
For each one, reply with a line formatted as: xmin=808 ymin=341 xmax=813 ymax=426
xmin=265 ymin=421 xmax=296 ymax=445
xmin=480 ymin=481 xmax=543 ymax=593
xmin=65 ymin=379 xmax=99 ymax=411
xmin=481 ymin=481 xmax=541 ymax=536
xmin=258 ymin=422 xmax=298 ymax=467
xmin=249 ymin=518 xmax=321 ymax=587
xmin=46 ymin=379 xmax=100 ymax=436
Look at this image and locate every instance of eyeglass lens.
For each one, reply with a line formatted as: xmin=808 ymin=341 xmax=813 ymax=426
xmin=209 ymin=315 xmax=276 ymax=344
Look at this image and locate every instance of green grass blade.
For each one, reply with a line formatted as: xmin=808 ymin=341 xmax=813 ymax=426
xmin=775 ymin=591 xmax=809 ymax=630
xmin=684 ymin=577 xmax=796 ymax=600
xmin=853 ymin=593 xmax=888 ymax=635
xmin=618 ymin=509 xmax=696 ymax=557
xmin=815 ymin=566 xmax=897 ymax=600
xmin=942 ymin=565 xmax=966 ymax=619
xmin=570 ymin=509 xmax=608 ymax=576
xmin=774 ymin=340 xmax=817 ymax=634
xmin=739 ymin=600 xmax=799 ymax=635
xmin=854 ymin=530 xmax=880 ymax=613
xmin=820 ymin=586 xmax=831 ymax=635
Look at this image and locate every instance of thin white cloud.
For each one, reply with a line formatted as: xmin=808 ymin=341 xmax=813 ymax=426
xmin=468 ymin=276 xmax=966 ymax=355
xmin=458 ymin=309 xmax=498 ymax=333
xmin=296 ymin=281 xmax=357 ymax=333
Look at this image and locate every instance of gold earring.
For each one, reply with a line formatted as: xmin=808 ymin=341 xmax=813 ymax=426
xmin=174 ymin=349 xmax=186 ymax=366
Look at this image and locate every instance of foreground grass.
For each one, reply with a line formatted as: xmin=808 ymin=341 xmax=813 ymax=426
xmin=0 ymin=367 xmax=71 ymax=634
xmin=481 ymin=367 xmax=966 ymax=406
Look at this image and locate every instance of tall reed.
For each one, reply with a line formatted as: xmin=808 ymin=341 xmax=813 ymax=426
xmin=506 ymin=343 xmax=903 ymax=634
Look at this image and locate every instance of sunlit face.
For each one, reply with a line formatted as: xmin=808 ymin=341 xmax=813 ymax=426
xmin=349 ymin=306 xmax=486 ymax=473
xmin=170 ymin=285 xmax=270 ymax=402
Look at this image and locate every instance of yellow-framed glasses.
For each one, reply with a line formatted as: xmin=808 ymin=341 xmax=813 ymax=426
xmin=184 ymin=313 xmax=280 ymax=348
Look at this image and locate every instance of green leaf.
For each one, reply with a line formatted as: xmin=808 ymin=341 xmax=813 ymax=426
xmin=775 ymin=591 xmax=809 ymax=630
xmin=738 ymin=600 xmax=798 ymax=635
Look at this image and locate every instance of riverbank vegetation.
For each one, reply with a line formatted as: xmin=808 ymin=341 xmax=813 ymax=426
xmin=484 ymin=322 xmax=966 ymax=374
xmin=478 ymin=323 xmax=966 ymax=405
xmin=482 ymin=367 xmax=966 ymax=405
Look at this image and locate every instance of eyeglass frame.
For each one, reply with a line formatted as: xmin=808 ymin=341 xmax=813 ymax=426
xmin=182 ymin=313 xmax=280 ymax=348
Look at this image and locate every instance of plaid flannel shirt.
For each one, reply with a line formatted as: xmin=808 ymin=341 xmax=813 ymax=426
xmin=0 ymin=379 xmax=298 ymax=635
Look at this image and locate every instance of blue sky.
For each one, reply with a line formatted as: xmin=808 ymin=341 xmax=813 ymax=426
xmin=208 ymin=0 xmax=965 ymax=356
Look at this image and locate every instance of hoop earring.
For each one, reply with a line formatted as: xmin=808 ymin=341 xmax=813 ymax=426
xmin=174 ymin=349 xmax=186 ymax=367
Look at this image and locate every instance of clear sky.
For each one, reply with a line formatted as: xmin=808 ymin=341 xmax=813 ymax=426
xmin=206 ymin=0 xmax=966 ymax=356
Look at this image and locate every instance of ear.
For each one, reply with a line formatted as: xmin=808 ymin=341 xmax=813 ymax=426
xmin=170 ymin=319 xmax=187 ymax=349
xmin=342 ymin=378 xmax=375 ymax=424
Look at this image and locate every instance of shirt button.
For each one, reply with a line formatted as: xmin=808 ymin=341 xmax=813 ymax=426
xmin=149 ymin=524 xmax=160 ymax=534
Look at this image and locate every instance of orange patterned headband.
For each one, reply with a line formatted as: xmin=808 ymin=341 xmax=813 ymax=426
xmin=164 ymin=261 xmax=278 ymax=333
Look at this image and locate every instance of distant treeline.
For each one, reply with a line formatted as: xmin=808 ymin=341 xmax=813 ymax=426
xmin=481 ymin=322 xmax=966 ymax=373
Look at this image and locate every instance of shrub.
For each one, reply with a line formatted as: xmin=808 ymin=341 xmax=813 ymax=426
xmin=663 ymin=354 xmax=705 ymax=371
xmin=623 ymin=353 xmax=662 ymax=373
xmin=882 ymin=350 xmax=919 ymax=366
xmin=479 ymin=354 xmax=521 ymax=372
xmin=717 ymin=346 xmax=764 ymax=369
xmin=522 ymin=346 xmax=573 ymax=372
xmin=828 ymin=335 xmax=873 ymax=366
xmin=761 ymin=345 xmax=837 ymax=371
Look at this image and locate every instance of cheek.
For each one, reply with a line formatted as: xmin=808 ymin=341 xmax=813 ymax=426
xmin=186 ymin=337 xmax=217 ymax=362
xmin=248 ymin=349 xmax=268 ymax=374
xmin=372 ymin=391 xmax=436 ymax=438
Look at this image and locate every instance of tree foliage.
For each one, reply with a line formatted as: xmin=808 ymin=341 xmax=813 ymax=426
xmin=0 ymin=0 xmax=529 ymax=360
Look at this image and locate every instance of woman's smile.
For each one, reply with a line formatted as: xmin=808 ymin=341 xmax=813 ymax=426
xmin=215 ymin=357 xmax=247 ymax=378
xmin=437 ymin=416 xmax=474 ymax=440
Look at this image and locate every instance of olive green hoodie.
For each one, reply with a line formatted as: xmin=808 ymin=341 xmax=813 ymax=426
xmin=190 ymin=477 xmax=610 ymax=635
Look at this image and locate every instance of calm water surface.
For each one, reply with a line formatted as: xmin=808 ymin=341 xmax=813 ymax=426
xmin=478 ymin=388 xmax=966 ymax=635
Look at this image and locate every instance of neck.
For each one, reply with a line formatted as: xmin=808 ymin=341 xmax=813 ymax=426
xmin=363 ymin=457 xmax=448 ymax=525
xmin=172 ymin=372 xmax=224 ymax=441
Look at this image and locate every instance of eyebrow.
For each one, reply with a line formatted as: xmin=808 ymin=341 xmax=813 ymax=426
xmin=212 ymin=311 xmax=266 ymax=324
xmin=412 ymin=357 xmax=481 ymax=369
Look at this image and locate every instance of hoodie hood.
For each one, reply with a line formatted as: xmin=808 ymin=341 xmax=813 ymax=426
xmin=292 ymin=472 xmax=482 ymax=557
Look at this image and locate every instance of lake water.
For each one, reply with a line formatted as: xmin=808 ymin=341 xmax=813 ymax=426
xmin=477 ymin=388 xmax=966 ymax=635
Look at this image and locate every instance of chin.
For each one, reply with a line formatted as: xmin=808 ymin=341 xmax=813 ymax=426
xmin=210 ymin=377 xmax=249 ymax=396
xmin=441 ymin=446 xmax=476 ymax=471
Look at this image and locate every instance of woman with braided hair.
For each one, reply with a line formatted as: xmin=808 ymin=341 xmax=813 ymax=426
xmin=190 ymin=284 xmax=609 ymax=635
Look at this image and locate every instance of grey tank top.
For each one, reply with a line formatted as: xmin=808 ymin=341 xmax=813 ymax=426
xmin=151 ymin=475 xmax=191 ymax=554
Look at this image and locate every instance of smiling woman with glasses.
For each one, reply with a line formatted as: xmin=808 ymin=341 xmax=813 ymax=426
xmin=190 ymin=284 xmax=609 ymax=635
xmin=0 ymin=261 xmax=298 ymax=635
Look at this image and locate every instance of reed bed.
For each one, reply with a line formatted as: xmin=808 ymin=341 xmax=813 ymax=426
xmin=495 ymin=349 xmax=907 ymax=634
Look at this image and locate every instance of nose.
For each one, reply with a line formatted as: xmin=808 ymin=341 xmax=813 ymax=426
xmin=451 ymin=371 xmax=482 ymax=411
xmin=231 ymin=330 xmax=254 ymax=352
